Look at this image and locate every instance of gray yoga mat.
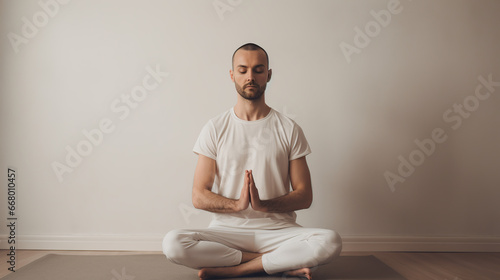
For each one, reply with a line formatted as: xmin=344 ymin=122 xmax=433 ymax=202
xmin=0 ymin=254 xmax=406 ymax=280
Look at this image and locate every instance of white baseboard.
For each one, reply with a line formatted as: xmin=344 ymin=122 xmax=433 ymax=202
xmin=1 ymin=234 xmax=499 ymax=252
xmin=0 ymin=234 xmax=164 ymax=251
xmin=342 ymin=235 xmax=500 ymax=252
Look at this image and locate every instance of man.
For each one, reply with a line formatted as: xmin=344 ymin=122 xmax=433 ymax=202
xmin=163 ymin=43 xmax=342 ymax=279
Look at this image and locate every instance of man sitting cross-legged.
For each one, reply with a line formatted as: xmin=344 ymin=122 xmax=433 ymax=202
xmin=162 ymin=43 xmax=342 ymax=279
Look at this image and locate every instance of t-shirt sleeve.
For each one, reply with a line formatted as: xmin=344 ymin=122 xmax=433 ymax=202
xmin=193 ymin=121 xmax=217 ymax=160
xmin=289 ymin=122 xmax=312 ymax=161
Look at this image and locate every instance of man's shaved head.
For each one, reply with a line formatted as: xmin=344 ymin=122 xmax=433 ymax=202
xmin=230 ymin=43 xmax=272 ymax=101
xmin=232 ymin=43 xmax=269 ymax=69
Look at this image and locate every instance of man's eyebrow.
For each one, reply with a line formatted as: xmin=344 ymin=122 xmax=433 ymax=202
xmin=236 ymin=64 xmax=265 ymax=68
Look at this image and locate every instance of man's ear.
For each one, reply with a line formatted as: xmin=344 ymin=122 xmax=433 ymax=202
xmin=229 ymin=69 xmax=235 ymax=82
xmin=267 ymin=69 xmax=272 ymax=82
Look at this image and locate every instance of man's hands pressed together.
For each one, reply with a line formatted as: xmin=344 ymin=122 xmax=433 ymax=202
xmin=247 ymin=170 xmax=265 ymax=212
xmin=235 ymin=170 xmax=264 ymax=211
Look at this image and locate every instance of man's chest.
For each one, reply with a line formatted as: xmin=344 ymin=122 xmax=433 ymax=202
xmin=216 ymin=124 xmax=289 ymax=174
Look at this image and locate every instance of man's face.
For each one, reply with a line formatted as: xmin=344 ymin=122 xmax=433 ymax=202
xmin=231 ymin=49 xmax=271 ymax=100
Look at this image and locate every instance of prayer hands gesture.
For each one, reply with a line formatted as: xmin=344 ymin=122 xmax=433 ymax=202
xmin=236 ymin=170 xmax=264 ymax=212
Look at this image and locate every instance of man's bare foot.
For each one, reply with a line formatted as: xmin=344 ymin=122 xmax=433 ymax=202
xmin=283 ymin=267 xmax=313 ymax=279
xmin=198 ymin=267 xmax=236 ymax=279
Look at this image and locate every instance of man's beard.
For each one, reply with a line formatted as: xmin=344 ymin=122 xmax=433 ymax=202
xmin=235 ymin=82 xmax=266 ymax=100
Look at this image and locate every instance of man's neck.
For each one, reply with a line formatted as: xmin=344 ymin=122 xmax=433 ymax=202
xmin=233 ymin=96 xmax=271 ymax=121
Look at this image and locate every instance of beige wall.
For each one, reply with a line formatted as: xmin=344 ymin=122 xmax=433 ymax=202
xmin=1 ymin=0 xmax=499 ymax=251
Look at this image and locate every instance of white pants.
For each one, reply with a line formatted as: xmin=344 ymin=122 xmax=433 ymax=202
xmin=162 ymin=226 xmax=342 ymax=275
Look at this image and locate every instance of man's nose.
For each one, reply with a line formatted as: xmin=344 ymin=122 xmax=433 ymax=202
xmin=246 ymin=71 xmax=255 ymax=82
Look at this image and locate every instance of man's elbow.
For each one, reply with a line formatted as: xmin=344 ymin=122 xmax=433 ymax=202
xmin=303 ymin=196 xmax=313 ymax=209
xmin=301 ymin=191 xmax=313 ymax=210
xmin=192 ymin=190 xmax=204 ymax=209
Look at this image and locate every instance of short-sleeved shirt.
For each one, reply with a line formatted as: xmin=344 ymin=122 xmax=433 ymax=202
xmin=193 ymin=107 xmax=311 ymax=229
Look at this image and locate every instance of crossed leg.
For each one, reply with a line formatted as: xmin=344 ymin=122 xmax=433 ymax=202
xmin=163 ymin=227 xmax=341 ymax=279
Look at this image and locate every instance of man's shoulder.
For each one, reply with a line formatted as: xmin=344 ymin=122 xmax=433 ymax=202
xmin=270 ymin=107 xmax=301 ymax=130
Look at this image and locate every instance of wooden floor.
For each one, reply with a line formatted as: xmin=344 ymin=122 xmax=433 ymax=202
xmin=1 ymin=250 xmax=499 ymax=280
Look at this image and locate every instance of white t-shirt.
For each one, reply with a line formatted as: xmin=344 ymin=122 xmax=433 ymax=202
xmin=193 ymin=107 xmax=311 ymax=229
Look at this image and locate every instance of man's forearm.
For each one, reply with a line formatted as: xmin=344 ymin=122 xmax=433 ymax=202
xmin=255 ymin=189 xmax=312 ymax=213
xmin=193 ymin=189 xmax=243 ymax=213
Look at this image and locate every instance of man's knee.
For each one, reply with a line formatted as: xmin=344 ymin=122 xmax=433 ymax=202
xmin=315 ymin=229 xmax=342 ymax=264
xmin=162 ymin=229 xmax=189 ymax=264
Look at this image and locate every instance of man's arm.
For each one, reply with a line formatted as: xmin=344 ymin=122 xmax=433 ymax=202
xmin=192 ymin=154 xmax=249 ymax=213
xmin=249 ymin=156 xmax=313 ymax=213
